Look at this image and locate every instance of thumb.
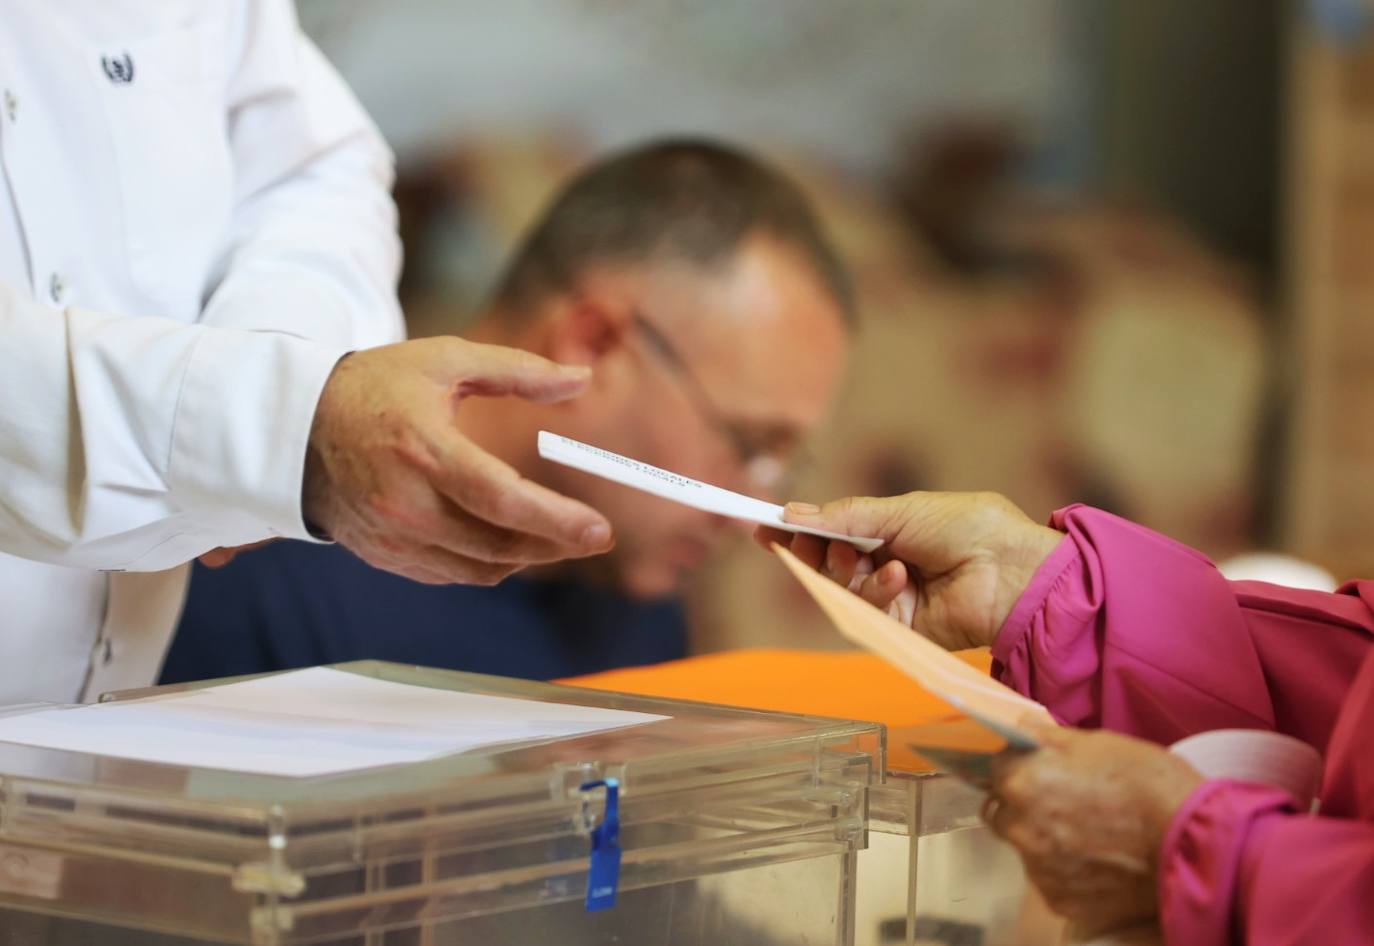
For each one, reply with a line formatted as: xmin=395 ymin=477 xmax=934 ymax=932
xmin=782 ymin=495 xmax=908 ymax=541
xmin=1015 ymin=712 xmax=1068 ymax=746
xmin=447 ymin=341 xmax=593 ymax=404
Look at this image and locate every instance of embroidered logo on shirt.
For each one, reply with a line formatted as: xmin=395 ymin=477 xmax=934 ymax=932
xmin=101 ymin=53 xmax=135 ymax=85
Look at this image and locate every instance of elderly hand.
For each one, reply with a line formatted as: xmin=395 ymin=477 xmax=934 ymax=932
xmin=302 ymin=336 xmax=613 ymax=585
xmin=758 ymin=492 xmax=1063 ymax=650
xmin=985 ymin=722 xmax=1204 ymax=937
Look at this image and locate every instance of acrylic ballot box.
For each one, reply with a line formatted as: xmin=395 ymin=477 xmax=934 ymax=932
xmin=0 ymin=661 xmax=882 ymax=946
xmin=566 ymin=651 xmax=1066 ymax=946
xmin=863 ymin=726 xmax=1064 ymax=946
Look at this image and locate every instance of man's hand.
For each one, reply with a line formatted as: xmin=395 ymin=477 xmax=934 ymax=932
xmin=983 ymin=722 xmax=1204 ymax=937
xmin=302 ymin=336 xmax=613 ymax=585
xmin=758 ymin=492 xmax=1063 ymax=650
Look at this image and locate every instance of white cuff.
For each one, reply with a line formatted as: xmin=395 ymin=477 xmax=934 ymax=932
xmin=167 ymin=328 xmax=346 ymax=542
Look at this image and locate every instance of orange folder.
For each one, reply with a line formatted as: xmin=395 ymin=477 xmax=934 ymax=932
xmin=563 ymin=647 xmax=997 ymax=773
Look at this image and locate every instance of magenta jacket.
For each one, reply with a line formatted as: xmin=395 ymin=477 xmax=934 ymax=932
xmin=993 ymin=505 xmax=1374 ymax=945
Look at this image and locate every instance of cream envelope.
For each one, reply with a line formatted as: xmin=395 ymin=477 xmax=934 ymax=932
xmin=772 ymin=544 xmax=1055 ymax=737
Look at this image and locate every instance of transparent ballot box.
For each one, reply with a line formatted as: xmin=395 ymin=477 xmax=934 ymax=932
xmin=0 ymin=662 xmax=882 ymax=945
xmin=561 ymin=653 xmax=1064 ymax=946
xmin=858 ymin=722 xmax=1064 ymax=946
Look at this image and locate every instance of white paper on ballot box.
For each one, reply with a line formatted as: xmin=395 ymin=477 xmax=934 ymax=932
xmin=0 ymin=667 xmax=667 ymax=777
xmin=538 ymin=431 xmax=883 ymax=552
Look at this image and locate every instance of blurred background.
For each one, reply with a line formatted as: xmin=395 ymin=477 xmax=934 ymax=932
xmin=297 ymin=0 xmax=1371 ymax=651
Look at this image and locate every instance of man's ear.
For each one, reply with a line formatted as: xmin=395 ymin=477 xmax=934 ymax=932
xmin=547 ymin=298 xmax=632 ymax=367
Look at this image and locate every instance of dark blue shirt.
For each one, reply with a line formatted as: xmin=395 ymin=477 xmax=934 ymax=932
xmin=160 ymin=541 xmax=688 ymax=684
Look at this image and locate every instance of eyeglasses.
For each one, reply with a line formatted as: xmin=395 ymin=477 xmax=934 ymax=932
xmin=630 ymin=309 xmax=805 ymax=493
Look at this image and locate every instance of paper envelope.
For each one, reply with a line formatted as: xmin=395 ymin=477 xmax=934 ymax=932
xmin=772 ymin=544 xmax=1055 ymax=779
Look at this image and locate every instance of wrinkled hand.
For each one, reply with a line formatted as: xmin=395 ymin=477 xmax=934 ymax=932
xmin=757 ymin=492 xmax=1063 ymax=650
xmin=985 ymin=722 xmax=1204 ymax=937
xmin=302 ymin=336 xmax=613 ymax=585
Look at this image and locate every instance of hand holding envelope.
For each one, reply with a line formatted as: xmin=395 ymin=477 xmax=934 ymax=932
xmin=772 ymin=544 xmax=1055 ymax=736
xmin=772 ymin=541 xmax=1204 ymax=940
xmin=769 ymin=493 xmax=1330 ymax=942
xmin=761 ymin=491 xmax=1066 ymax=652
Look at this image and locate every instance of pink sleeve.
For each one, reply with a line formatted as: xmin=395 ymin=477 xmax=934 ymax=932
xmin=992 ymin=504 xmax=1374 ymax=748
xmin=1160 ymin=781 xmax=1374 ymax=945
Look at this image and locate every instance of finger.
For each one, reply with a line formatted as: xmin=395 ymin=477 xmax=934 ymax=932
xmin=198 ymin=548 xmax=237 ymax=568
xmin=850 ymin=552 xmax=877 ymax=591
xmin=344 ymin=543 xmax=453 ymax=586
xmin=824 ymin=540 xmax=861 ymax=589
xmin=988 ymin=746 xmax=1035 ymax=790
xmin=364 ymin=540 xmax=523 ymax=587
xmin=450 ymin=341 xmax=593 ymax=405
xmin=857 ymin=559 xmax=908 ymax=610
xmin=1016 ymin=714 xmax=1071 ymax=747
xmin=754 ymin=525 xmax=793 ymax=551
xmin=438 ymin=436 xmax=614 ymax=555
xmin=411 ymin=545 xmax=522 ymax=586
xmin=354 ymin=476 xmax=587 ymax=567
xmin=981 ymin=793 xmax=1019 ymax=840
xmin=423 ymin=496 xmax=585 ymax=566
xmin=788 ymin=533 xmax=827 ymax=571
xmin=889 ymin=583 xmax=919 ymax=626
xmin=197 ymin=538 xmax=276 ymax=569
xmin=783 ymin=495 xmax=914 ymax=542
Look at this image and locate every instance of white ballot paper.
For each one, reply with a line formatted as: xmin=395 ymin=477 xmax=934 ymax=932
xmin=538 ymin=431 xmax=883 ymax=552
xmin=0 ymin=668 xmax=667 ymax=777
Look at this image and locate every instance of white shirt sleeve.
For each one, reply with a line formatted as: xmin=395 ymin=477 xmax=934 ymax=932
xmin=201 ymin=0 xmax=404 ymax=349
xmin=0 ymin=1 xmax=403 ymax=572
xmin=0 ymin=287 xmax=345 ymax=570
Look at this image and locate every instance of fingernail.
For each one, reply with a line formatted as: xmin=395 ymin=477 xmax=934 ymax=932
xmin=785 ymin=502 xmax=820 ymax=516
xmin=580 ymin=522 xmax=612 ymax=548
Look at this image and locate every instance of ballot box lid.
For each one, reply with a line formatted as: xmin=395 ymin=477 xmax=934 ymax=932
xmin=0 ymin=661 xmax=880 ymax=943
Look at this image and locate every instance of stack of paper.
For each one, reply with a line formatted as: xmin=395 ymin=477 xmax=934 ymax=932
xmin=0 ymin=668 xmax=666 ymax=777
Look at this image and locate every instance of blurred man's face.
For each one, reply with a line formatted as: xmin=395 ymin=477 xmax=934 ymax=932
xmin=549 ymin=233 xmax=850 ymax=598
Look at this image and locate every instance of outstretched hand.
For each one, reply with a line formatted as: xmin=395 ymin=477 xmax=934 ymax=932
xmin=302 ymin=337 xmax=614 ymax=585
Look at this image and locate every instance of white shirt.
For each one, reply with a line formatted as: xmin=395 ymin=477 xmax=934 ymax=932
xmin=0 ymin=1 xmax=404 ymax=704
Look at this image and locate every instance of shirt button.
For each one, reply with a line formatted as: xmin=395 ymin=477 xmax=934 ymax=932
xmin=49 ymin=273 xmax=66 ymax=305
xmin=3 ymin=90 xmax=16 ymax=123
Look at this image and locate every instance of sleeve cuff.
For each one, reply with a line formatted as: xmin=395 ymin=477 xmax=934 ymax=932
xmin=991 ymin=529 xmax=1080 ymax=665
xmin=1158 ymin=779 xmax=1300 ymax=946
xmin=166 ymin=327 xmax=347 ymax=544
